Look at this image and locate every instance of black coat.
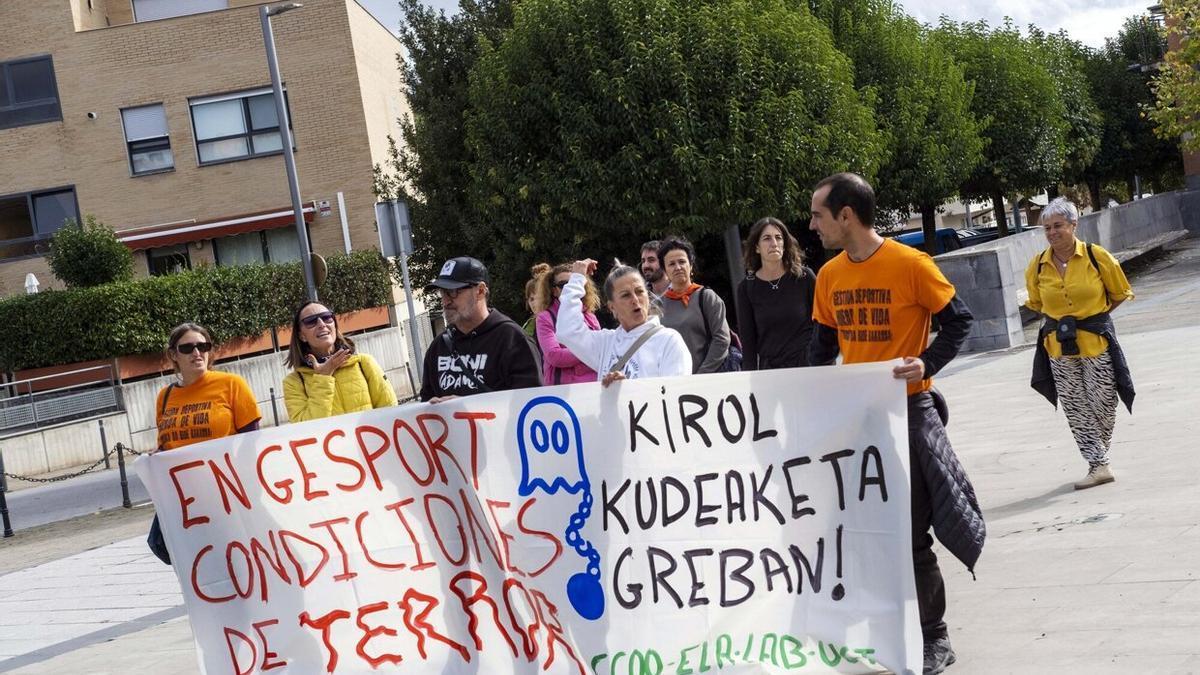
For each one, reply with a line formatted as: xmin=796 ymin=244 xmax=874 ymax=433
xmin=911 ymin=392 xmax=986 ymax=574
xmin=1030 ymin=312 xmax=1134 ymax=413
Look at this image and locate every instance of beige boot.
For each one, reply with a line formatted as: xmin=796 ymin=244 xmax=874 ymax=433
xmin=1074 ymin=464 xmax=1115 ymax=490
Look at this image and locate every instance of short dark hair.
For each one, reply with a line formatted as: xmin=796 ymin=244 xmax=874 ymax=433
xmin=815 ymin=172 xmax=875 ymax=226
xmin=656 ymin=236 xmax=696 ymax=270
xmin=640 ymin=240 xmax=660 ymax=254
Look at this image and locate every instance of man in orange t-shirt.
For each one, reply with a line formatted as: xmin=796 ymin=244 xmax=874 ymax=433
xmin=807 ymin=173 xmax=982 ymax=675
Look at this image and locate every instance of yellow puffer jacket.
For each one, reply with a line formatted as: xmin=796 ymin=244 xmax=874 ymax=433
xmin=283 ymin=353 xmax=397 ymax=422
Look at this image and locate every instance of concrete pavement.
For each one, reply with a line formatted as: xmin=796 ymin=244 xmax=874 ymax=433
xmin=2 ymin=467 xmax=149 ymax=531
xmin=1 ymin=238 xmax=1197 ymax=674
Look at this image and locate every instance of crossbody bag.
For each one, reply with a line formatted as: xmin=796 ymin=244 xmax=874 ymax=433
xmin=609 ymin=325 xmax=662 ymax=374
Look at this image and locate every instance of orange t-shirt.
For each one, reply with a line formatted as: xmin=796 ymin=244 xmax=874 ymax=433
xmin=156 ymin=370 xmax=261 ymax=451
xmin=813 ymin=239 xmax=957 ymax=395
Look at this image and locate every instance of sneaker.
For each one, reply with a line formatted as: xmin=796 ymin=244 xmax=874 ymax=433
xmin=923 ymin=636 xmax=956 ymax=675
xmin=1074 ymin=464 xmax=1115 ymax=490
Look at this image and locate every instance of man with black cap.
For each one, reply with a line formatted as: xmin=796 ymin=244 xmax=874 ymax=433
xmin=421 ymin=256 xmax=543 ymax=402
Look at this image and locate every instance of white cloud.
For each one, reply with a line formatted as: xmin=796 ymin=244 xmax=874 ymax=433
xmin=357 ymin=0 xmax=1152 ymax=48
xmin=900 ymin=0 xmax=1153 ymax=48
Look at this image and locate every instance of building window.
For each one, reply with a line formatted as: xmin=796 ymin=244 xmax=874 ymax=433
xmin=189 ymin=88 xmax=292 ymax=166
xmin=0 ymin=187 xmax=78 ymax=260
xmin=0 ymin=56 xmax=63 ymax=130
xmin=132 ymin=0 xmax=226 ymax=22
xmin=121 ymin=104 xmax=174 ymax=175
xmin=147 ymin=244 xmax=191 ymax=276
xmin=214 ymin=228 xmax=303 ymax=267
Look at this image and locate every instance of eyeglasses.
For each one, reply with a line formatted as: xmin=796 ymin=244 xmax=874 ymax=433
xmin=439 ymin=284 xmax=478 ymax=300
xmin=175 ymin=341 xmax=213 ymax=355
xmin=300 ymin=311 xmax=336 ymax=328
xmin=554 ymin=280 xmax=569 ymax=289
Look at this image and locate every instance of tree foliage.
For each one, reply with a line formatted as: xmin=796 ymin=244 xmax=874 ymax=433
xmin=1027 ymin=27 xmax=1103 ymax=189
xmin=810 ymin=0 xmax=983 ymax=251
xmin=1150 ymin=0 xmax=1200 ymax=152
xmin=0 ymin=251 xmax=391 ymax=372
xmin=934 ymin=21 xmax=1069 ymax=235
xmin=466 ymin=0 xmax=882 ymax=310
xmin=1082 ymin=36 xmax=1182 ymax=207
xmin=46 ymin=215 xmax=135 ymax=289
xmin=374 ymin=0 xmax=516 ymax=295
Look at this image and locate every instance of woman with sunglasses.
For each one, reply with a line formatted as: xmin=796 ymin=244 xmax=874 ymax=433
xmin=150 ymin=323 xmax=261 ymax=563
xmin=282 ymin=301 xmax=397 ymax=421
xmin=533 ymin=262 xmax=602 ymax=385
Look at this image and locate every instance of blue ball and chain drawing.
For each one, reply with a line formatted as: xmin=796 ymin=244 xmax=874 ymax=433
xmin=516 ymin=396 xmax=604 ymax=621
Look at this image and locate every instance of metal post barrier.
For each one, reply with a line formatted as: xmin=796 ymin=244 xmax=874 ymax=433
xmin=100 ymin=419 xmax=111 ymax=470
xmin=269 ymin=387 xmax=280 ymax=427
xmin=116 ymin=443 xmax=131 ymax=509
xmin=0 ymin=452 xmax=13 ymax=538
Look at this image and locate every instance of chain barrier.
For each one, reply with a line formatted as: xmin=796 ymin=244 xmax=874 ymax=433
xmin=0 ymin=443 xmax=147 ymax=484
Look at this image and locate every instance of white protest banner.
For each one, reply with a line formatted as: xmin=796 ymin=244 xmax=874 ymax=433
xmin=136 ymin=362 xmax=920 ymax=674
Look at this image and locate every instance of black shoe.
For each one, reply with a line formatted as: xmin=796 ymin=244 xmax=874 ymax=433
xmin=923 ymin=636 xmax=956 ymax=675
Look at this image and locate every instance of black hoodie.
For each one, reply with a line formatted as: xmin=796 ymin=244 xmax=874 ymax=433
xmin=420 ymin=309 xmax=543 ymax=400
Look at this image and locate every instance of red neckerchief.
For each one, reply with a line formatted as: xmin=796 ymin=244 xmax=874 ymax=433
xmin=664 ymin=283 xmax=703 ymax=307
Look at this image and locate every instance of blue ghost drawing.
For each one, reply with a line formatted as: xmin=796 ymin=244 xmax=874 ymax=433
xmin=516 ymin=396 xmax=604 ymax=620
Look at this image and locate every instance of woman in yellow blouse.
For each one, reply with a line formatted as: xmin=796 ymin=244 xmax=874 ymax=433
xmin=1025 ymin=197 xmax=1135 ymax=490
xmin=283 ymin=302 xmax=397 ymax=421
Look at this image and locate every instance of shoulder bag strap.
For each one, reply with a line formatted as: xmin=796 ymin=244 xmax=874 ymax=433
xmin=610 ymin=325 xmax=662 ymax=374
xmin=1086 ymin=243 xmax=1101 ymax=272
xmin=159 ymin=383 xmax=175 ymax=417
xmin=697 ymin=286 xmax=712 ymax=342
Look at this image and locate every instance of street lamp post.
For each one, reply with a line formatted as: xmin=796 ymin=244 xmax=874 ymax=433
xmin=260 ymin=2 xmax=317 ymax=301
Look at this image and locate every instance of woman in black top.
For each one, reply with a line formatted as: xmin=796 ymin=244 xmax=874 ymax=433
xmin=736 ymin=217 xmax=816 ymax=370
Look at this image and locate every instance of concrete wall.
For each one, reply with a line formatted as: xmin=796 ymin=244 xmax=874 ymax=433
xmin=936 ymin=190 xmax=1191 ymax=353
xmin=0 ymin=412 xmax=130 ymax=478
xmin=0 ymin=324 xmax=420 ymax=476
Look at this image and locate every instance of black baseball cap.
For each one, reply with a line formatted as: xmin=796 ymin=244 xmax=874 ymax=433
xmin=425 ymin=256 xmax=489 ymax=291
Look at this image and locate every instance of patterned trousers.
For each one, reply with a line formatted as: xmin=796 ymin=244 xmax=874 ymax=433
xmin=1049 ymin=352 xmax=1117 ymax=467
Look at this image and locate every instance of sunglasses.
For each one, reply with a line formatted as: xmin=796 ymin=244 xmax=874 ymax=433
xmin=300 ymin=311 xmax=336 ymax=328
xmin=554 ymin=280 xmax=569 ymax=289
xmin=439 ymin=284 xmax=478 ymax=300
xmin=175 ymin=341 xmax=212 ymax=355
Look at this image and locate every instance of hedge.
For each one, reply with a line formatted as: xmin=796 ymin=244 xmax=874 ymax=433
xmin=0 ymin=250 xmax=392 ymax=372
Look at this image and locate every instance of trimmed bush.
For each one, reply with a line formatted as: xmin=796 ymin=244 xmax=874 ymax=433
xmin=46 ymin=216 xmax=135 ymax=289
xmin=0 ymin=250 xmax=391 ymax=371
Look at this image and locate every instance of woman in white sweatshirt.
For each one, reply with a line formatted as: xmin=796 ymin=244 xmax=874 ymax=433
xmin=557 ymin=259 xmax=692 ymax=385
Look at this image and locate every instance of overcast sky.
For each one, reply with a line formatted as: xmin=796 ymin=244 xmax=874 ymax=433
xmin=359 ymin=0 xmax=1153 ymax=49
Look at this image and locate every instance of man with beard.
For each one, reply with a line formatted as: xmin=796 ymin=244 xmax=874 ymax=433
xmin=420 ymin=256 xmax=542 ymax=402
xmin=640 ymin=240 xmax=670 ymax=304
xmin=807 ymin=173 xmax=984 ymax=675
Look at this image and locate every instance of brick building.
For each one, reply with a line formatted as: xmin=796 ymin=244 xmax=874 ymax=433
xmin=0 ymin=0 xmax=406 ymax=296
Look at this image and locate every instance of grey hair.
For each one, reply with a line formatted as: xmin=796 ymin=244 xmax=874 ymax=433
xmin=604 ymin=260 xmax=661 ymax=317
xmin=1040 ymin=197 xmax=1079 ymax=226
xmin=604 ymin=259 xmax=645 ymax=299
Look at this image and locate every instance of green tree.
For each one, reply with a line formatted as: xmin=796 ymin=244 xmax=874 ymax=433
xmin=1115 ymin=14 xmax=1169 ymax=67
xmin=466 ymin=0 xmax=882 ymax=311
xmin=373 ymin=0 xmax=516 ymax=293
xmin=811 ymin=0 xmax=983 ymax=254
xmin=1078 ymin=15 xmax=1181 ymax=209
xmin=46 ymin=215 xmax=135 ymax=289
xmin=936 ymin=20 xmax=1069 ymax=236
xmin=1149 ymin=0 xmax=1200 ymax=152
xmin=1027 ymin=27 xmax=1103 ymax=197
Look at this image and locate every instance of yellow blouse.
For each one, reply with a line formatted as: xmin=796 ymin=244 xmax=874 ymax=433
xmin=1024 ymin=240 xmax=1134 ymax=358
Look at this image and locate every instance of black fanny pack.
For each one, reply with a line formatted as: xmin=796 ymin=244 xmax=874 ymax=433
xmin=1055 ymin=316 xmax=1080 ymax=356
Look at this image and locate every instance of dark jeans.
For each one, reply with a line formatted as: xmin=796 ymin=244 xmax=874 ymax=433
xmin=909 ymin=393 xmax=948 ymax=642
